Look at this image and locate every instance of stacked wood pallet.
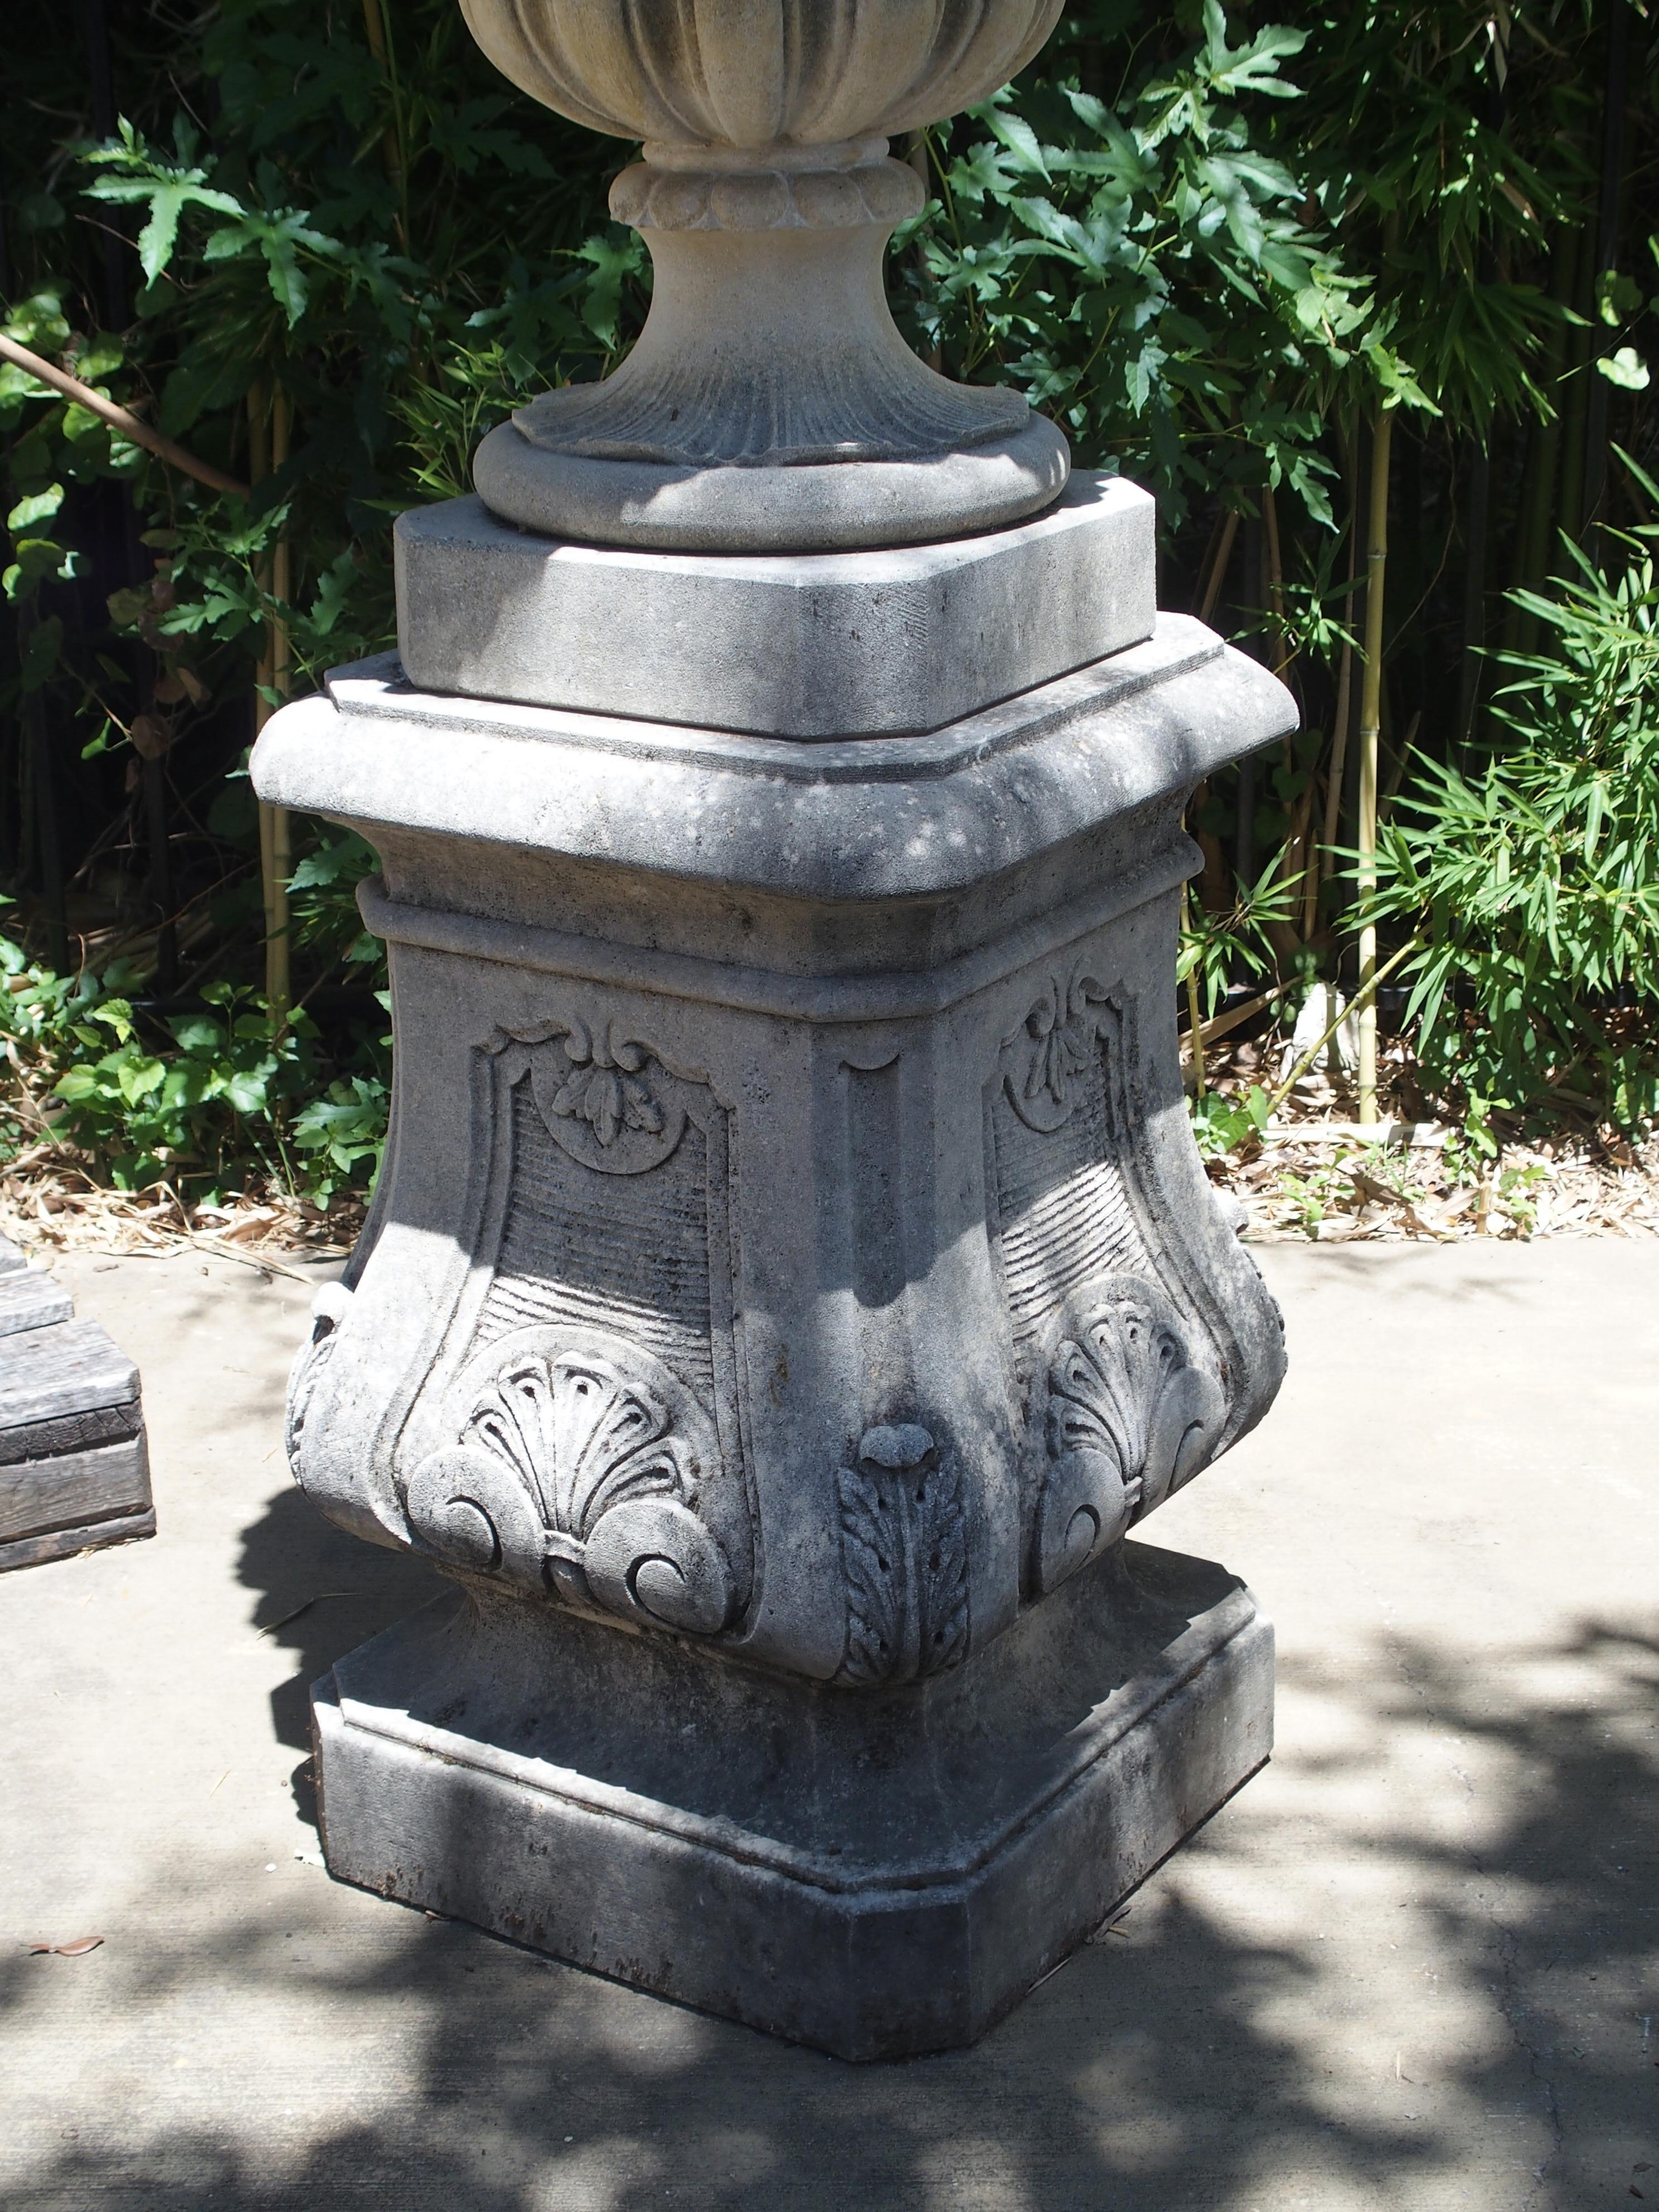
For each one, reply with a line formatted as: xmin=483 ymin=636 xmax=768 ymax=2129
xmin=0 ymin=1237 xmax=153 ymax=1571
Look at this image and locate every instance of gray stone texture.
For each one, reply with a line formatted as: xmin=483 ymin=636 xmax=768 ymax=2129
xmin=457 ymin=1 xmax=1070 ymax=552
xmin=394 ymin=474 xmax=1154 ymax=737
xmin=315 ymin=1544 xmax=1272 ymax=2060
xmin=253 ymin=508 xmax=1294 ymax=2045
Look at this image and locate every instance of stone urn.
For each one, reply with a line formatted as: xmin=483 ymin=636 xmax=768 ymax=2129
xmin=253 ymin=0 xmax=1293 ymax=2061
xmin=462 ymin=0 xmax=1069 ymax=550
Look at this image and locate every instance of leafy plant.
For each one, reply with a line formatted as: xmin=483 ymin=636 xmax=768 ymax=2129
xmin=1179 ymin=858 xmax=1299 ymax=1020
xmin=1190 ymin=1081 xmax=1273 ymax=1160
xmin=899 ymin=3 xmax=1387 ymax=526
xmin=1 ymin=939 xmax=387 ymax=1204
xmin=1372 ymin=490 xmax=1659 ymax=1133
xmin=3 ymin=0 xmax=1656 ymax=1200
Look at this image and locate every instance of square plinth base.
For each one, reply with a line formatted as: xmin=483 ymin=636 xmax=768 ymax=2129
xmin=313 ymin=1541 xmax=1272 ymax=2060
xmin=393 ymin=473 xmax=1154 ymax=740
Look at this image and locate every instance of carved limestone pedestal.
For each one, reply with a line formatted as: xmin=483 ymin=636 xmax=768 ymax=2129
xmin=250 ymin=0 xmax=1294 ymax=2062
xmin=253 ymin=566 xmax=1293 ymax=2056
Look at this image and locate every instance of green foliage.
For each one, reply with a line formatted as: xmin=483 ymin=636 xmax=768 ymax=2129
xmin=1372 ymin=494 xmax=1659 ymax=1132
xmin=3 ymin=0 xmax=1657 ymax=1196
xmin=2 ymin=0 xmax=633 ymax=756
xmin=1 ymin=939 xmax=388 ymax=1204
xmin=899 ymin=8 xmax=1385 ymax=526
xmin=1190 ymin=1081 xmax=1273 ymax=1161
xmin=1178 ymin=859 xmax=1298 ymax=1018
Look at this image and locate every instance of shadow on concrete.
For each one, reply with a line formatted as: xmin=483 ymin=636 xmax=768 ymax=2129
xmin=236 ymin=1483 xmax=443 ymax=1765
xmin=4 ymin=1604 xmax=1654 ymax=2209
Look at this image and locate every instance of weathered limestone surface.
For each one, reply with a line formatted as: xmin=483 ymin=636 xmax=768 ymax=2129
xmin=395 ymin=474 xmax=1154 ymax=737
xmin=459 ymin=0 xmax=1071 ymax=552
xmin=315 ymin=1544 xmax=1272 ymax=2060
xmin=248 ymin=0 xmax=1296 ymax=2059
xmin=254 ymin=543 xmax=1292 ymax=2049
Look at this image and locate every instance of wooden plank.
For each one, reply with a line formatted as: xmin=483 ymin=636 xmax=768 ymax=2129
xmin=0 ymin=1234 xmax=25 ymax=1275
xmin=0 ymin=1433 xmax=152 ymax=1546
xmin=0 ymin=1269 xmax=75 ymax=1338
xmin=0 ymin=1318 xmax=138 ymax=1434
xmin=0 ymin=1503 xmax=157 ymax=1573
xmin=0 ymin=1398 xmax=143 ymax=1467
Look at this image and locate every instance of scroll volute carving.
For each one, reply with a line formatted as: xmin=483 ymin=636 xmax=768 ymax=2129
xmin=1033 ymin=1275 xmax=1225 ymax=1597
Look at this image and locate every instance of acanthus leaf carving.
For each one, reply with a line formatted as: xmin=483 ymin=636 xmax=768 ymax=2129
xmin=835 ymin=1425 xmax=969 ymax=1688
xmin=1005 ymin=968 xmax=1111 ymax=1133
xmin=488 ymin=1017 xmax=689 ymax=1175
xmin=537 ymin=1024 xmax=667 ymax=1149
xmin=1033 ymin=1274 xmax=1225 ymax=1596
xmin=402 ymin=1326 xmax=736 ymax=1638
xmin=285 ymin=1280 xmax=353 ymax=1487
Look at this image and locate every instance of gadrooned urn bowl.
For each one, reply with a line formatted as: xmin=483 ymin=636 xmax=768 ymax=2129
xmin=458 ymin=0 xmax=1065 ymax=153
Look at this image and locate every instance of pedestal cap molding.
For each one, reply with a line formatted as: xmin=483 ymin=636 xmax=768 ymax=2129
xmin=353 ymin=845 xmax=1192 ymax=1027
xmin=252 ymin=614 xmax=1296 ymax=909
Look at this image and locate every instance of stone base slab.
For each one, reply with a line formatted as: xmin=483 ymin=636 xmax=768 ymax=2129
xmin=393 ymin=473 xmax=1153 ymax=739
xmin=312 ymin=1541 xmax=1272 ymax=2060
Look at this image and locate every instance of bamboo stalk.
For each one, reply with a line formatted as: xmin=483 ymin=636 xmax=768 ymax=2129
xmin=1456 ymin=435 xmax=1490 ymax=760
xmin=248 ymin=384 xmax=293 ymax=1021
xmin=1183 ymin=978 xmax=1295 ymax=1054
xmin=1261 ymin=484 xmax=1312 ymax=938
xmin=1517 ymin=226 xmax=1580 ymax=607
xmin=266 ymin=390 xmax=293 ymax=1021
xmin=1197 ymin=510 xmax=1239 ymax=624
xmin=1356 ymin=409 xmax=1395 ymax=1125
xmin=0 ymin=334 xmax=249 ymax=497
xmin=1316 ymin=638 xmax=1353 ymax=901
xmin=1180 ymin=884 xmax=1207 ymax=1100
xmin=1582 ymin=0 xmax=1634 ymax=538
xmin=1265 ymin=935 xmax=1421 ymax=1120
xmin=1262 ymin=484 xmax=1290 ymax=679
xmin=1312 ymin=440 xmax=1360 ymax=938
xmin=360 ymin=0 xmax=410 ymax=250
xmin=1277 ymin=782 xmax=1314 ymax=954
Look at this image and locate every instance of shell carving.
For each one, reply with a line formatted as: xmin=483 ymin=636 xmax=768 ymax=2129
xmin=1035 ymin=1275 xmax=1225 ymax=1595
xmin=465 ymin=1343 xmax=689 ymax=1537
xmin=404 ymin=1328 xmax=735 ymax=1636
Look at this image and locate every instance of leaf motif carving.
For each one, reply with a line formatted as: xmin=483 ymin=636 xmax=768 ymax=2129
xmin=837 ymin=1463 xmax=904 ymax=1686
xmin=533 ymin=1029 xmax=670 ymax=1149
xmin=835 ymin=1427 xmax=969 ymax=1687
xmin=1004 ymin=967 xmax=1112 ymax=1132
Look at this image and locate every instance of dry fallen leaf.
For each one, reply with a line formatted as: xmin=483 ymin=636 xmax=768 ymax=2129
xmin=26 ymin=1936 xmax=104 ymax=1957
xmin=257 ymin=1592 xmax=355 ymax=1637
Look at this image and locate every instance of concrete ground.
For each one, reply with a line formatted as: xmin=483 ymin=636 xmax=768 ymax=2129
xmin=2 ymin=1240 xmax=1656 ymax=2211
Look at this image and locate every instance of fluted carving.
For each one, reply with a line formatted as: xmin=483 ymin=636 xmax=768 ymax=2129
xmin=1034 ymin=1277 xmax=1226 ymax=1595
xmin=458 ymin=0 xmax=1063 ymax=151
xmin=403 ymin=1328 xmax=738 ymax=1637
xmin=458 ymin=0 xmax=1071 ymax=547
